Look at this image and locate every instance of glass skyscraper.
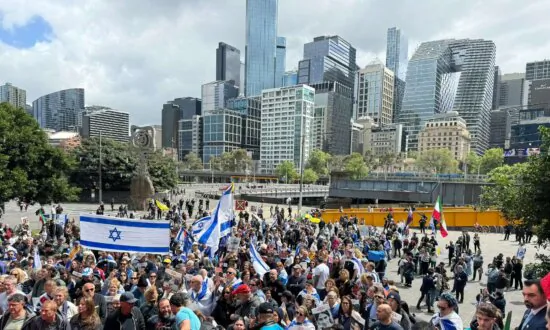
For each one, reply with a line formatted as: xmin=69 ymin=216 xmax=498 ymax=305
xmin=245 ymin=0 xmax=278 ymax=97
xmin=33 ymin=88 xmax=85 ymax=131
xmin=216 ymin=42 xmax=241 ymax=89
xmin=385 ymin=27 xmax=408 ymax=81
xmin=275 ymin=36 xmax=286 ymax=87
xmin=201 ymin=81 xmax=239 ymax=114
xmin=399 ymin=39 xmax=496 ymax=154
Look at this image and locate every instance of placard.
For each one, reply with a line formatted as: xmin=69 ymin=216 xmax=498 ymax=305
xmin=226 ymin=237 xmax=241 ymax=253
xmin=165 ymin=268 xmax=183 ymax=280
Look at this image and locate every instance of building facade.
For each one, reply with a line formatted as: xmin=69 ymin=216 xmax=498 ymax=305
xmin=245 ymin=0 xmax=278 ymax=96
xmin=355 ymin=117 xmax=404 ymax=157
xmin=492 ymin=66 xmax=501 ymax=110
xmin=499 ymin=73 xmax=527 ymax=108
xmin=489 ymin=109 xmax=511 ymax=149
xmin=530 ymin=78 xmax=550 ymax=107
xmin=202 ymin=109 xmax=243 ymax=164
xmin=33 ymin=88 xmax=85 ymax=132
xmin=81 ymin=109 xmax=130 ymax=142
xmin=179 ymin=116 xmax=203 ymax=161
xmin=0 ymin=83 xmax=26 ymax=109
xmin=507 ymin=107 xmax=550 ymax=163
xmin=400 ymin=39 xmax=495 ymax=154
xmin=275 ymin=37 xmax=286 ymax=88
xmin=161 ymin=97 xmax=202 ymax=153
xmin=201 ymin=81 xmax=239 ymax=114
xmin=385 ymin=27 xmax=408 ymax=81
xmin=216 ymin=42 xmax=241 ymax=88
xmin=309 ymin=82 xmax=353 ymax=155
xmin=260 ymin=85 xmax=315 ymax=173
xmin=526 ymin=60 xmax=550 ymax=81
xmin=298 ymin=35 xmax=357 ymax=90
xmin=283 ymin=71 xmax=298 ymax=87
xmin=226 ymin=96 xmax=261 ymax=160
xmin=355 ymin=60 xmax=395 ymax=125
xmin=418 ymin=111 xmax=470 ymax=161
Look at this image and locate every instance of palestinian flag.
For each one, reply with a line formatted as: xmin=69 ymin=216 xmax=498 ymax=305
xmin=432 ymin=196 xmax=448 ymax=238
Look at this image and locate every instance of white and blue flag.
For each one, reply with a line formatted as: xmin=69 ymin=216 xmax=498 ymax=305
xmin=79 ymin=215 xmax=170 ymax=254
xmin=249 ymin=242 xmax=270 ymax=277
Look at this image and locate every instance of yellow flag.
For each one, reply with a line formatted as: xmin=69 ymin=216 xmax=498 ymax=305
xmin=155 ymin=200 xmax=169 ymax=212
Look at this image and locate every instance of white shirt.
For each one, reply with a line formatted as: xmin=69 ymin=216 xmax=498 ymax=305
xmin=313 ymin=263 xmax=330 ymax=290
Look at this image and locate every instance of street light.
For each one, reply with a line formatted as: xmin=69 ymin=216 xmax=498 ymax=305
xmin=99 ymin=130 xmax=103 ymax=203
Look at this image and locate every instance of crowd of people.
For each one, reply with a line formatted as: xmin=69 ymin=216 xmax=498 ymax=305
xmin=0 ymin=194 xmax=548 ymax=330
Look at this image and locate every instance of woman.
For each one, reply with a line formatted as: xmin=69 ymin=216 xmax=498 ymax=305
xmin=140 ymin=285 xmax=159 ymax=321
xmin=336 ymin=270 xmax=353 ymax=297
xmin=211 ymin=287 xmax=235 ymax=329
xmin=70 ymin=297 xmax=102 ymax=330
xmin=118 ymin=272 xmax=132 ymax=292
xmin=230 ymin=317 xmax=246 ymax=330
xmin=106 ymin=294 xmax=121 ymax=317
xmin=336 ymin=295 xmax=354 ymax=330
xmin=286 ymin=305 xmax=315 ymax=330
xmin=274 ymin=307 xmax=289 ymax=328
xmin=324 ymin=279 xmax=339 ymax=299
xmin=9 ymin=268 xmax=27 ymax=289
xmin=54 ymin=287 xmax=78 ymax=320
xmin=105 ymin=278 xmax=122 ymax=298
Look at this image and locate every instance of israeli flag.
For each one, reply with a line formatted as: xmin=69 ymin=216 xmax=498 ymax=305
xmin=58 ymin=214 xmax=68 ymax=227
xmin=79 ymin=215 xmax=170 ymax=254
xmin=249 ymin=242 xmax=270 ymax=277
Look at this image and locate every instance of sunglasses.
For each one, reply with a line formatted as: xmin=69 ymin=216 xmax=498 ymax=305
xmin=131 ymin=277 xmax=138 ymax=280
xmin=437 ymin=305 xmax=447 ymax=310
xmin=84 ymin=288 xmax=94 ymax=292
xmin=297 ymin=312 xmax=305 ymax=316
xmin=375 ymin=295 xmax=385 ymax=299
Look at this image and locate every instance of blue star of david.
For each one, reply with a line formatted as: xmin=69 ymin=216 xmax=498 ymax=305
xmin=108 ymin=227 xmax=122 ymax=242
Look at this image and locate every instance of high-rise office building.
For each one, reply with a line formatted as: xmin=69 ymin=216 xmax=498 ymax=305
xmin=298 ymin=35 xmax=357 ymax=89
xmin=385 ymin=27 xmax=408 ymax=81
xmin=310 ymin=82 xmax=353 ymax=155
xmin=0 ymin=83 xmax=26 ymax=109
xmin=489 ymin=109 xmax=511 ymax=149
xmin=81 ymin=108 xmax=130 ymax=142
xmin=162 ymin=97 xmax=202 ymax=155
xmin=355 ymin=60 xmax=395 ymax=125
xmin=492 ymin=66 xmax=501 ymax=110
xmin=202 ymin=81 xmax=239 ymax=114
xmin=275 ymin=37 xmax=286 ymax=87
xmin=179 ymin=116 xmax=203 ymax=161
xmin=283 ymin=71 xmax=298 ymax=87
xmin=399 ymin=39 xmax=495 ymax=154
xmin=499 ymin=73 xmax=527 ymax=108
xmin=245 ymin=0 xmax=278 ymax=97
xmin=216 ymin=42 xmax=241 ymax=89
xmin=260 ymin=85 xmax=315 ymax=174
xmin=227 ymin=96 xmax=261 ymax=159
xmin=33 ymin=88 xmax=85 ymax=132
xmin=526 ymin=60 xmax=550 ymax=81
xmin=418 ymin=111 xmax=471 ymax=161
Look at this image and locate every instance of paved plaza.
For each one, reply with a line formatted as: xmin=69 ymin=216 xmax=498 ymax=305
xmin=0 ymin=183 xmax=543 ymax=327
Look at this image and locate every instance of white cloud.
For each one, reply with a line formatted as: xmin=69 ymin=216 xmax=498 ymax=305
xmin=0 ymin=0 xmax=549 ymax=125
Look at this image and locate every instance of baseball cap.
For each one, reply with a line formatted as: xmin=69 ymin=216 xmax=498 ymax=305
xmin=232 ymin=284 xmax=251 ymax=295
xmin=163 ymin=258 xmax=172 ymax=264
xmin=387 ymin=292 xmax=401 ymax=304
xmin=258 ymin=302 xmax=274 ymax=314
xmin=120 ymin=292 xmax=137 ymax=304
xmin=82 ymin=268 xmax=93 ymax=277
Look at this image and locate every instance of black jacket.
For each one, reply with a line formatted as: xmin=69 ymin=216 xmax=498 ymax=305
xmin=24 ymin=314 xmax=70 ymax=330
xmin=69 ymin=314 xmax=102 ymax=330
xmin=0 ymin=307 xmax=36 ymax=330
xmin=420 ymin=274 xmax=436 ymax=293
xmin=104 ymin=306 xmax=146 ymax=330
xmin=146 ymin=314 xmax=177 ymax=330
xmin=286 ymin=275 xmax=306 ymax=297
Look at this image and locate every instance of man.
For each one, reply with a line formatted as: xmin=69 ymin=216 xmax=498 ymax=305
xmin=188 ymin=275 xmax=214 ymax=316
xmin=486 ymin=264 xmax=499 ymax=294
xmin=0 ymin=276 xmax=23 ymax=313
xmin=170 ymin=292 xmax=201 ymax=330
xmin=472 ymin=303 xmax=500 ymax=330
xmin=230 ymin=284 xmax=261 ymax=323
xmin=517 ymin=279 xmax=547 ymax=330
xmin=104 ymin=292 xmax=146 ymax=330
xmin=472 ymin=252 xmax=484 ymax=281
xmin=26 ymin=300 xmax=69 ymax=329
xmin=82 ymin=281 xmax=107 ymax=323
xmin=37 ymin=280 xmax=57 ymax=311
xmin=252 ymin=302 xmax=284 ymax=330
xmin=286 ymin=264 xmax=306 ymax=297
xmin=326 ymin=291 xmax=340 ymax=319
xmin=369 ymin=303 xmax=404 ymax=330
xmin=313 ymin=255 xmax=330 ymax=300
xmin=263 ymin=270 xmax=285 ymax=305
xmin=223 ymin=267 xmax=242 ymax=292
xmin=250 ymin=279 xmax=266 ymax=303
xmin=147 ymin=298 xmax=176 ymax=330
xmin=0 ymin=293 xmax=35 ymax=329
xmin=417 ymin=268 xmax=436 ymax=313
xmin=431 ymin=293 xmax=463 ymax=330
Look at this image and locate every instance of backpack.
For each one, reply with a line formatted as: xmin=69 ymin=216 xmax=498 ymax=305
xmin=473 ymin=257 xmax=483 ymax=268
xmin=488 ymin=269 xmax=499 ymax=283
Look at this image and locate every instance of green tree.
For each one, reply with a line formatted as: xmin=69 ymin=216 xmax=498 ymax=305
xmin=275 ymin=161 xmax=298 ymax=182
xmin=480 ymin=148 xmax=504 ymax=174
xmin=378 ymin=152 xmax=398 ymax=177
xmin=302 ymin=168 xmax=319 ymax=184
xmin=416 ymin=149 xmax=459 ymax=173
xmin=306 ymin=149 xmax=331 ymax=176
xmin=181 ymin=153 xmax=203 ymax=170
xmin=344 ymin=153 xmax=369 ymax=179
xmin=209 ymin=156 xmax=223 ymax=171
xmin=220 ymin=149 xmax=253 ymax=172
xmin=328 ymin=155 xmax=346 ymax=173
xmin=465 ymin=151 xmax=481 ymax=174
xmin=0 ymin=103 xmax=80 ymax=203
xmin=363 ymin=150 xmax=379 ymax=171
xmin=147 ymin=151 xmax=178 ymax=191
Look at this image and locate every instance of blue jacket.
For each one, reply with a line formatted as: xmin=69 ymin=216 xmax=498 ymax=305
xmin=517 ymin=306 xmax=547 ymax=330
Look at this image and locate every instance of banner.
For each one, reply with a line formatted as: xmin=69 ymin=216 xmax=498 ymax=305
xmin=79 ymin=215 xmax=170 ymax=254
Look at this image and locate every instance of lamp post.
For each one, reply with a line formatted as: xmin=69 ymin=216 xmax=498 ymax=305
xmin=98 ymin=130 xmax=103 ymax=203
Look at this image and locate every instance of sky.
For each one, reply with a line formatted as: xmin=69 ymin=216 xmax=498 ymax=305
xmin=0 ymin=0 xmax=549 ymax=125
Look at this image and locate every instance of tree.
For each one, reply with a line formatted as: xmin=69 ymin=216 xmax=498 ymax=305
xmin=465 ymin=151 xmax=481 ymax=174
xmin=146 ymin=151 xmax=178 ymax=191
xmin=181 ymin=153 xmax=203 ymax=170
xmin=306 ymin=149 xmax=331 ymax=176
xmin=363 ymin=150 xmax=379 ymax=171
xmin=328 ymin=155 xmax=346 ymax=173
xmin=480 ymin=148 xmax=504 ymax=174
xmin=302 ymin=168 xmax=319 ymax=184
xmin=0 ymin=103 xmax=80 ymax=204
xmin=209 ymin=156 xmax=223 ymax=171
xmin=415 ymin=149 xmax=459 ymax=173
xmin=275 ymin=161 xmax=298 ymax=182
xmin=344 ymin=153 xmax=369 ymax=179
xmin=220 ymin=149 xmax=253 ymax=172
xmin=378 ymin=152 xmax=398 ymax=176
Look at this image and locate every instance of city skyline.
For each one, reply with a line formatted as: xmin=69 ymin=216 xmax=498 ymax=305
xmin=0 ymin=1 xmax=548 ymax=124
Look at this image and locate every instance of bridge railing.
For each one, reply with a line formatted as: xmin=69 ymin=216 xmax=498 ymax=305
xmin=365 ymin=172 xmax=488 ymax=182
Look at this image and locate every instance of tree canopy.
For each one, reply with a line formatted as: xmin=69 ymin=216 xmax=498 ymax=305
xmin=344 ymin=153 xmax=369 ymax=179
xmin=180 ymin=152 xmax=203 ymax=170
xmin=306 ymin=149 xmax=331 ymax=176
xmin=416 ymin=149 xmax=459 ymax=173
xmin=0 ymin=103 xmax=80 ymax=204
xmin=208 ymin=149 xmax=253 ymax=172
xmin=275 ymin=161 xmax=298 ymax=182
xmin=302 ymin=168 xmax=319 ymax=184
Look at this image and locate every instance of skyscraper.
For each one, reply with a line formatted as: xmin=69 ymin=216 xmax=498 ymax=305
xmin=81 ymin=108 xmax=130 ymax=142
xmin=355 ymin=60 xmax=395 ymax=125
xmin=492 ymin=66 xmax=501 ymax=110
xmin=525 ymin=60 xmax=550 ymax=106
xmin=201 ymin=81 xmax=239 ymax=114
xmin=399 ymin=39 xmax=496 ymax=154
xmin=385 ymin=27 xmax=408 ymax=81
xmin=33 ymin=88 xmax=85 ymax=131
xmin=385 ymin=27 xmax=408 ymax=123
xmin=216 ymin=42 xmax=241 ymax=88
xmin=275 ymin=36 xmax=287 ymax=87
xmin=0 ymin=83 xmax=26 ymax=109
xmin=298 ymin=35 xmax=357 ymax=89
xmin=499 ymin=73 xmax=527 ymax=107
xmin=162 ymin=97 xmax=202 ymax=155
xmin=245 ymin=0 xmax=278 ymax=97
